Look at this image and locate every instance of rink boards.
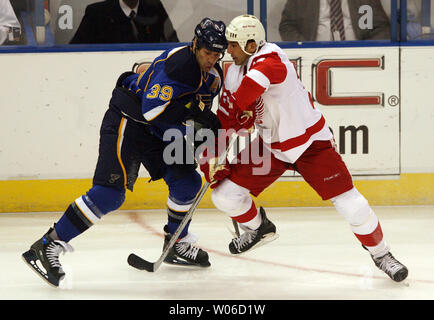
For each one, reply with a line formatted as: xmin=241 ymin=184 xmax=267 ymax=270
xmin=0 ymin=45 xmax=433 ymax=212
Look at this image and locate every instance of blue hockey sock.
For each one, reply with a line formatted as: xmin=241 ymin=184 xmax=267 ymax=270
xmin=167 ymin=210 xmax=192 ymax=239
xmin=164 ymin=169 xmax=202 ymax=239
xmin=54 ymin=203 xmax=89 ymax=243
xmin=166 ymin=195 xmax=197 ymax=239
xmin=54 ymin=185 xmax=125 ymax=242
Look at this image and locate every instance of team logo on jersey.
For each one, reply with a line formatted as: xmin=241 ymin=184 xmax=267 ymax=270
xmin=109 ymin=174 xmax=121 ymax=184
xmin=209 ymin=77 xmax=220 ymax=94
xmin=254 ymin=97 xmax=265 ymax=124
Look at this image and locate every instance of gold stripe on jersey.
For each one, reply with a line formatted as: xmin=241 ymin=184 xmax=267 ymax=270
xmin=116 ymin=117 xmax=128 ymax=189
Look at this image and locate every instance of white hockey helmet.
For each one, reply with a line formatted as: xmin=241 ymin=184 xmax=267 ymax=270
xmin=225 ymin=14 xmax=266 ymax=55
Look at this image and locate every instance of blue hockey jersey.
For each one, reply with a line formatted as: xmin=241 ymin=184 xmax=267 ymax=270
xmin=122 ymin=45 xmax=223 ymax=138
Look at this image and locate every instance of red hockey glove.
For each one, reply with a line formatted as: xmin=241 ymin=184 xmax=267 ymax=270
xmin=200 ymin=157 xmax=231 ymax=189
xmin=199 ymin=134 xmax=232 ymax=189
xmin=236 ymin=109 xmax=255 ymax=134
xmin=219 ymin=93 xmax=256 ymax=134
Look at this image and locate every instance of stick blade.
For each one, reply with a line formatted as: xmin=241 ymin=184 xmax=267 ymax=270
xmin=127 ymin=253 xmax=155 ymax=272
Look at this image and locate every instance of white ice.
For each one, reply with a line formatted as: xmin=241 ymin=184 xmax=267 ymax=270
xmin=1 ymin=206 xmax=433 ymax=300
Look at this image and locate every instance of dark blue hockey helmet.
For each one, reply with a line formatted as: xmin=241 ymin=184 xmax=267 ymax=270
xmin=194 ymin=18 xmax=228 ymax=54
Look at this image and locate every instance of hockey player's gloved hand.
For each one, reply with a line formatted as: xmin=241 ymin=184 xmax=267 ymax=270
xmin=185 ymin=96 xmax=221 ymax=135
xmin=115 ymin=71 xmax=136 ymax=88
xmin=236 ymin=109 xmax=255 ymax=134
xmin=209 ymin=157 xmax=231 ymax=188
xmin=200 ymin=156 xmax=231 ymax=189
xmin=185 ymin=95 xmax=207 ymax=114
xmin=199 ymin=135 xmax=231 ymax=189
xmin=224 ymin=94 xmax=256 ymax=135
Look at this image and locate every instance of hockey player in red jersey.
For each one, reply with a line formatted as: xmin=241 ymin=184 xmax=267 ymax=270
xmin=200 ymin=14 xmax=408 ymax=282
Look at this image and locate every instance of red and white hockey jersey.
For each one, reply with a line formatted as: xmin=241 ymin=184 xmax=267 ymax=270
xmin=219 ymin=42 xmax=332 ymax=163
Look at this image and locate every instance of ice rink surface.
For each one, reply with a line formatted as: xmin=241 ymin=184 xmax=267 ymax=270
xmin=1 ymin=206 xmax=433 ymax=301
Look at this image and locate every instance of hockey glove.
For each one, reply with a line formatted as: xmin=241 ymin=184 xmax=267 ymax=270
xmin=185 ymin=96 xmax=221 ymax=135
xmin=236 ymin=110 xmax=255 ymax=134
xmin=198 ymin=130 xmax=233 ymax=189
xmin=115 ymin=71 xmax=136 ymax=88
xmin=221 ymin=93 xmax=256 ymax=135
xmin=200 ymin=155 xmax=231 ymax=189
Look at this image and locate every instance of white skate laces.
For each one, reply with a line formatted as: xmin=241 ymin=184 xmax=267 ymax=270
xmin=174 ymin=231 xmax=201 ymax=259
xmin=46 ymin=240 xmax=74 ymax=268
xmin=163 ymin=228 xmax=210 ymax=267
xmin=229 ymin=207 xmax=278 ymax=254
xmin=372 ymin=251 xmax=408 ymax=282
xmin=175 ymin=242 xmax=200 ymax=260
xmin=232 ymin=228 xmax=258 ymax=251
xmin=375 ymin=253 xmax=404 ymax=275
xmin=362 ymin=245 xmax=408 ymax=282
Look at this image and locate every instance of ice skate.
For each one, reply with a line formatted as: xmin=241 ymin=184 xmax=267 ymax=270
xmin=22 ymin=228 xmax=74 ymax=287
xmin=229 ymin=207 xmax=278 ymax=254
xmin=370 ymin=250 xmax=408 ymax=282
xmin=163 ymin=225 xmax=211 ymax=268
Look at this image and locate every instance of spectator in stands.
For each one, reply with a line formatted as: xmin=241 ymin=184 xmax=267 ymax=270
xmin=0 ymin=0 xmax=21 ymax=45
xmin=70 ymin=0 xmax=178 ymax=44
xmin=406 ymin=0 xmax=434 ymax=40
xmin=279 ymin=0 xmax=390 ymax=42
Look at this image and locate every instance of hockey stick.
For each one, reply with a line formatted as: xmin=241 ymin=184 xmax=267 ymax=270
xmin=128 ymin=133 xmax=239 ymax=272
xmin=232 ymin=219 xmax=240 ymax=237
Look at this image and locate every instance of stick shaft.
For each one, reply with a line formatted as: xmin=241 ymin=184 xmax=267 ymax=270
xmin=131 ymin=133 xmax=239 ymax=272
xmin=232 ymin=219 xmax=240 ymax=237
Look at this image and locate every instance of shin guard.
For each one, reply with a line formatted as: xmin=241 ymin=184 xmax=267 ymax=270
xmin=332 ymin=187 xmax=389 ymax=257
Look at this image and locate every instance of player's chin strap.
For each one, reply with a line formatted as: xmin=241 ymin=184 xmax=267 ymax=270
xmin=241 ymin=43 xmax=265 ymax=56
xmin=127 ymin=133 xmax=239 ymax=272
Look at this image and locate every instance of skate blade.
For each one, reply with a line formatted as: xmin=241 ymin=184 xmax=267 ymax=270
xmin=164 ymin=256 xmax=211 ymax=268
xmin=22 ymin=250 xmax=61 ymax=288
xmin=251 ymin=232 xmax=279 ymax=252
xmin=234 ymin=232 xmax=280 ymax=255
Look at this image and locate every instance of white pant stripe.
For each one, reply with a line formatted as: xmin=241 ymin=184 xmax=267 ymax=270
xmin=75 ymin=196 xmax=100 ymax=224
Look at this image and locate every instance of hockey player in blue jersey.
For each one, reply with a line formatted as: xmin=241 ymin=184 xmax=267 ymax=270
xmin=22 ymin=18 xmax=228 ymax=287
